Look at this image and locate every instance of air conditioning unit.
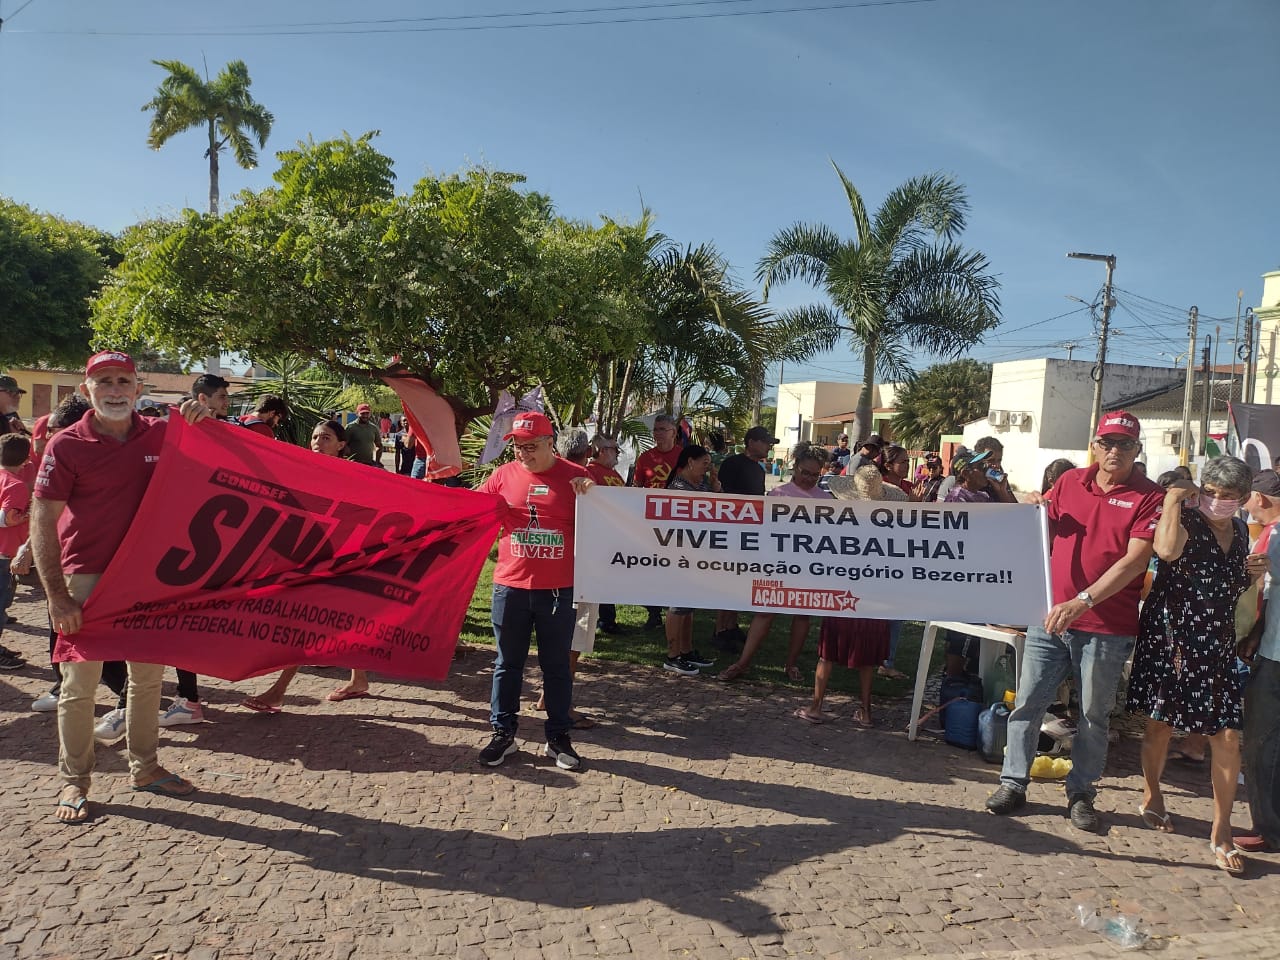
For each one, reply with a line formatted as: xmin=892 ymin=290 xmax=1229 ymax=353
xmin=1008 ymin=411 xmax=1028 ymax=427
xmin=1161 ymin=429 xmax=1181 ymax=448
xmin=987 ymin=409 xmax=1009 ymax=426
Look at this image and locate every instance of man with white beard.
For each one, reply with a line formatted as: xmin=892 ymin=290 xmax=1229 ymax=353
xmin=32 ymin=351 xmax=214 ymax=822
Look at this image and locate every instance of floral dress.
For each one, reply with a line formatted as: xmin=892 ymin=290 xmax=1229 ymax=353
xmin=1126 ymin=507 xmax=1250 ymax=734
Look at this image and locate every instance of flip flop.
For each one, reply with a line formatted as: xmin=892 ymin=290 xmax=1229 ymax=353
xmin=240 ymin=697 xmax=282 ymax=714
xmin=327 ymin=688 xmax=371 ymax=702
xmin=852 ymin=707 xmax=873 ymax=729
xmin=1169 ymin=749 xmax=1205 ymax=765
xmin=793 ymin=707 xmax=826 ymax=725
xmin=1138 ymin=804 xmax=1175 ymax=833
xmin=55 ymin=794 xmax=90 ymax=824
xmin=1211 ymin=842 xmax=1246 ymax=875
xmin=717 ymin=664 xmax=746 ymax=683
xmin=132 ymin=774 xmax=196 ymax=797
xmin=571 ymin=713 xmax=599 ymax=730
xmin=877 ymin=666 xmax=909 ymax=680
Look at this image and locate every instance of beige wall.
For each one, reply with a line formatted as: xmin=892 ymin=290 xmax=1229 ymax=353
xmin=1254 ymin=270 xmax=1280 ymax=404
xmin=4 ymin=369 xmax=85 ymax=421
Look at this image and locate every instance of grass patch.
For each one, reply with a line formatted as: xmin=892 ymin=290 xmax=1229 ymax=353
xmin=458 ymin=559 xmax=943 ymax=698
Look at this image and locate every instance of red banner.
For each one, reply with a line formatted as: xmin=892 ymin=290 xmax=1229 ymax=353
xmin=57 ymin=416 xmax=505 ymax=681
xmin=381 ymin=375 xmax=463 ymax=480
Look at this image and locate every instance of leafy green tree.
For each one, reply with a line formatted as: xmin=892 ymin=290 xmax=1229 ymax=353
xmin=143 ymin=59 xmax=274 ymax=215
xmin=0 ymin=197 xmax=114 ymax=367
xmin=757 ymin=163 xmax=1001 ymax=442
xmin=92 ymin=134 xmax=632 ymax=435
xmin=890 ymin=358 xmax=992 ymax=449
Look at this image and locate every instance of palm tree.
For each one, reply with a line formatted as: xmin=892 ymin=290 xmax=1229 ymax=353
xmin=143 ymin=59 xmax=274 ymax=215
xmin=891 ymin=358 xmax=992 ymax=449
xmin=757 ymin=163 xmax=1001 ymax=442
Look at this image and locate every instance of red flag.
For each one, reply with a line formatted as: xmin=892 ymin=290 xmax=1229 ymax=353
xmin=58 ymin=416 xmax=504 ymax=681
xmin=381 ymin=375 xmax=463 ymax=480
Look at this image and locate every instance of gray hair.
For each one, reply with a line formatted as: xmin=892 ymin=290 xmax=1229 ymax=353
xmin=1201 ymin=456 xmax=1253 ymax=498
xmin=653 ymin=413 xmax=677 ymax=429
xmin=791 ymin=441 xmax=828 ymax=468
xmin=556 ymin=428 xmax=592 ymax=464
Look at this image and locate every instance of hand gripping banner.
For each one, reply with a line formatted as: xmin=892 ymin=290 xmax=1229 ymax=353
xmin=57 ymin=417 xmax=505 ymax=681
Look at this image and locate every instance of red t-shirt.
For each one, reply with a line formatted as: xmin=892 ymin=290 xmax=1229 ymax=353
xmin=587 ymin=462 xmax=625 ymax=487
xmin=479 ymin=456 xmax=589 ymax=589
xmin=0 ymin=470 xmax=30 ymax=557
xmin=237 ymin=415 xmax=275 ymax=439
xmin=632 ymin=446 xmax=681 ymax=489
xmin=34 ymin=411 xmax=166 ymax=574
xmin=1047 ymin=464 xmax=1163 ymax=636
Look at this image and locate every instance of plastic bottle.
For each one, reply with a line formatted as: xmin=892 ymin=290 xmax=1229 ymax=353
xmin=984 ymin=651 xmax=1017 ymax=706
xmin=977 ymin=702 xmax=1012 ymax=764
xmin=1072 ymin=904 xmax=1151 ymax=950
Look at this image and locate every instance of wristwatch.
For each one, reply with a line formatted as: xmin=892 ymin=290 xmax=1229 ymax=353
xmin=1076 ymin=591 xmax=1096 ymax=608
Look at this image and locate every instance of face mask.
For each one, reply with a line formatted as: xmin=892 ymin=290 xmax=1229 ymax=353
xmin=1198 ymin=495 xmax=1240 ymax=520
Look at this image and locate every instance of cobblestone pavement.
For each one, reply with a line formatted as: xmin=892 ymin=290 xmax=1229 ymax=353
xmin=2 ymin=580 xmax=1279 ymax=959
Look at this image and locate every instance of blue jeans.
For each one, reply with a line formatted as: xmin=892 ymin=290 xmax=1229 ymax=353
xmin=1001 ymin=625 xmax=1134 ymax=799
xmin=490 ymin=584 xmax=575 ymax=740
xmin=1244 ymin=656 xmax=1280 ymax=844
xmin=411 ymin=457 xmax=427 ymax=479
xmin=884 ymin=620 xmax=902 ymax=668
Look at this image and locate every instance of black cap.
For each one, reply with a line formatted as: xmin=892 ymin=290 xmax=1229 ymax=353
xmin=1252 ymin=469 xmax=1280 ymax=497
xmin=745 ymin=426 xmax=780 ymax=445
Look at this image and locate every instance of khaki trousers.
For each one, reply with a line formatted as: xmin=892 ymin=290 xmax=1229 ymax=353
xmin=55 ymin=573 xmax=164 ymax=790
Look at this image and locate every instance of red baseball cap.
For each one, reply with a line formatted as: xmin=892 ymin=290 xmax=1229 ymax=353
xmin=1096 ymin=410 xmax=1140 ymax=439
xmin=503 ymin=412 xmax=553 ymax=441
xmin=85 ymin=351 xmax=136 ymax=377
xmin=356 ymin=403 xmax=372 ymax=414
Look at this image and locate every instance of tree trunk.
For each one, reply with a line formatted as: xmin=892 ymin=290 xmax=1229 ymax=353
xmin=207 ymin=120 xmax=220 ymax=215
xmin=749 ymin=368 xmax=764 ymax=426
xmin=855 ymin=337 xmax=877 ymax=442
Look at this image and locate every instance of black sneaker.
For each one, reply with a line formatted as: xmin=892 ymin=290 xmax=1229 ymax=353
xmin=598 ymin=621 xmax=624 ymax=635
xmin=729 ymin=626 xmax=748 ymax=650
xmin=0 ymin=652 xmax=23 ymax=671
xmin=662 ymin=656 xmax=700 ymax=676
xmin=478 ymin=731 xmax=517 ymax=766
xmin=544 ymin=735 xmax=581 ymax=770
xmin=684 ymin=649 xmax=714 ymax=668
xmin=1067 ymin=792 xmax=1100 ymax=832
xmin=985 ymin=784 xmax=1026 ymax=815
xmin=645 ymin=614 xmax=664 ymax=629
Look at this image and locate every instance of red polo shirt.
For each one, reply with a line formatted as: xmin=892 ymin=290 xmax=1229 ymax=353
xmin=34 ymin=410 xmax=165 ymax=574
xmin=1047 ymin=464 xmax=1163 ymax=636
xmin=479 ymin=456 xmax=589 ymax=590
xmin=632 ymin=445 xmax=681 ymax=489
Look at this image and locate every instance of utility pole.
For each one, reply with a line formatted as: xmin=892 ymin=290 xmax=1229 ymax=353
xmin=1199 ymin=336 xmax=1212 ymax=456
xmin=1179 ymin=306 xmax=1199 ymax=466
xmin=1062 ymin=342 xmax=1078 ymax=361
xmin=1242 ymin=306 xmax=1256 ymax=404
xmin=1067 ymin=252 xmax=1116 ymax=461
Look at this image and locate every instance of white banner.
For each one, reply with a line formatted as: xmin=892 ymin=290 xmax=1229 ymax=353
xmin=574 ymin=488 xmax=1052 ymax=625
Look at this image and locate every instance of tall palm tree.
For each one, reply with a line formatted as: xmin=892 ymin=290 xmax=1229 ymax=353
xmin=757 ymin=163 xmax=1001 ymax=442
xmin=143 ymin=59 xmax=274 ymax=215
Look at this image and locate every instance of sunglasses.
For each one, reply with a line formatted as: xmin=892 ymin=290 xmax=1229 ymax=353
xmin=1094 ymin=437 xmax=1138 ymax=451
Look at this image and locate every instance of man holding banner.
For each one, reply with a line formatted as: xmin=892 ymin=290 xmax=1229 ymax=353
xmin=477 ymin=412 xmax=593 ymax=771
xmin=986 ymin=411 xmax=1163 ymax=832
xmin=33 ymin=351 xmax=214 ymax=823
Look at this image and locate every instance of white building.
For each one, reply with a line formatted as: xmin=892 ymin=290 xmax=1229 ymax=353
xmin=774 ymin=380 xmax=902 ymax=458
xmin=1253 ymin=269 xmax=1280 ymax=404
xmin=960 ymin=358 xmax=1236 ymax=490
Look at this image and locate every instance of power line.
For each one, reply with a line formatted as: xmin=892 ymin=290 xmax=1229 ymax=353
xmin=12 ymin=0 xmax=954 ymax=37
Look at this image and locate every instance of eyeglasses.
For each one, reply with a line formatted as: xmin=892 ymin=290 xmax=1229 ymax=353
xmin=794 ymin=467 xmax=820 ymax=479
xmin=513 ymin=441 xmax=545 ymax=453
xmin=1094 ymin=437 xmax=1138 ymax=451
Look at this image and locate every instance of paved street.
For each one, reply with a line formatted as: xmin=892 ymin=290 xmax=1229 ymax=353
xmin=2 ymin=579 xmax=1279 ymax=960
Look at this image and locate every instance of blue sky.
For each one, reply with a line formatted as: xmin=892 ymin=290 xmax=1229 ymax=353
xmin=1 ymin=0 xmax=1277 ymax=394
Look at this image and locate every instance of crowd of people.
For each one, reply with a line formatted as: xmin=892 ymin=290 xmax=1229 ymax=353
xmin=3 ymin=355 xmax=1278 ymax=874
